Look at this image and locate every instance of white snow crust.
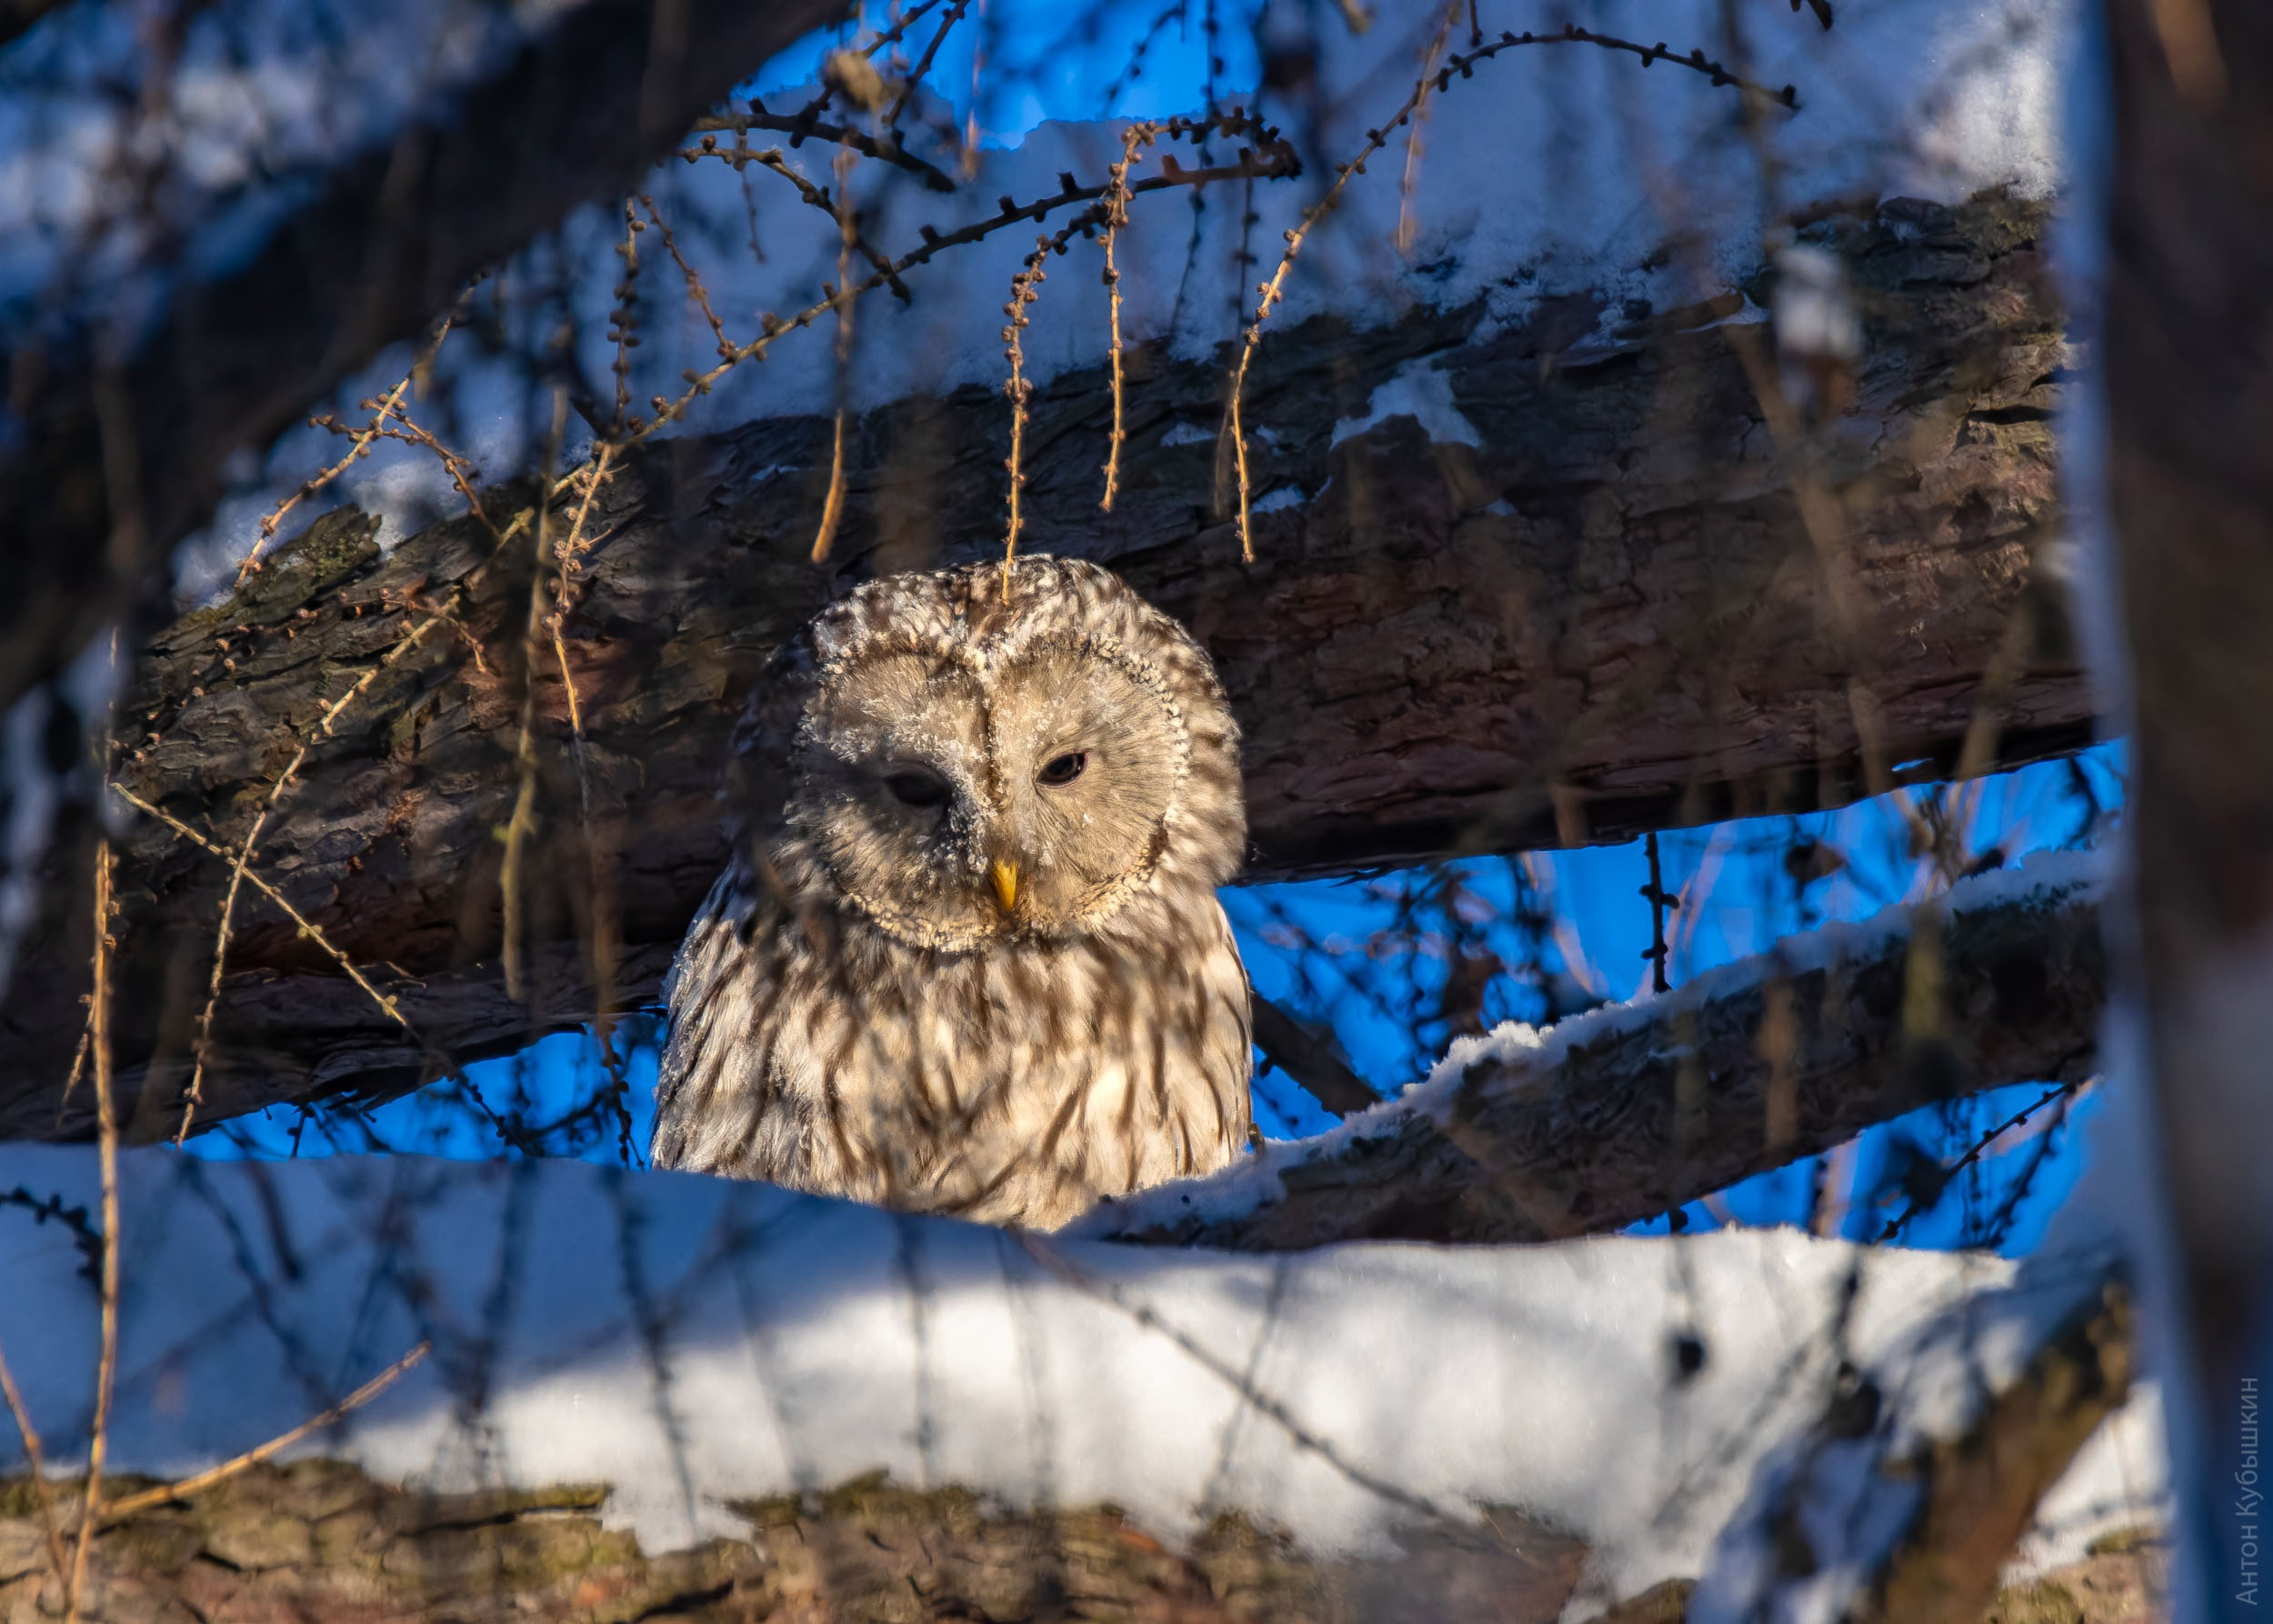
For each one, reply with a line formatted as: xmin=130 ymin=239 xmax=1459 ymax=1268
xmin=0 ymin=1142 xmax=2128 ymax=1620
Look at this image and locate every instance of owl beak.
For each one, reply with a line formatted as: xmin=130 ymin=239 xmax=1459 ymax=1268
xmin=989 ymin=858 xmax=1020 ymax=916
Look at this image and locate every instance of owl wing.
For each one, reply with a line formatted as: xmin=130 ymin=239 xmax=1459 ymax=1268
xmin=650 ymin=861 xmax=806 ymax=1178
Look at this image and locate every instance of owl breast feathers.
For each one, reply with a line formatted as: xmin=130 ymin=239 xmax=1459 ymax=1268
xmin=650 ymin=556 xmax=1254 ymax=1229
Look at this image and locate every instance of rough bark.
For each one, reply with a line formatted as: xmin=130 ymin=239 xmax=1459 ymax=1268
xmin=0 ymin=0 xmax=845 ymax=717
xmin=0 ymin=185 xmax=2085 ymax=1138
xmin=1866 ymin=1286 xmax=2134 ymax=1624
xmin=0 ymin=1296 xmax=2145 ymax=1624
xmin=2101 ymin=0 xmax=2273 ymax=1610
xmin=0 ymin=1466 xmax=1593 ymax=1624
xmin=1100 ymin=874 xmax=2103 ymax=1249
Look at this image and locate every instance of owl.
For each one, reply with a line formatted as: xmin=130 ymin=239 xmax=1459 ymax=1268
xmin=650 ymin=556 xmax=1254 ymax=1229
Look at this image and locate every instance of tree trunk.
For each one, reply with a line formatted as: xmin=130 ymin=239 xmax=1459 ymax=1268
xmin=0 ymin=185 xmax=2086 ymax=1138
xmin=2101 ymin=0 xmax=2273 ymax=1613
xmin=0 ymin=1284 xmax=2139 ymax=1624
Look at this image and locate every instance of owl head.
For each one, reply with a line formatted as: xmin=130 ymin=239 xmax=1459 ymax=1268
xmin=743 ymin=557 xmax=1246 ymax=951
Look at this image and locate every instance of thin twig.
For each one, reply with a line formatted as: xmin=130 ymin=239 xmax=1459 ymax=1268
xmin=101 ymin=1341 xmax=431 ymax=1520
xmin=366 ymin=414 xmax=504 ymax=546
xmin=635 ymin=111 xmax=1295 ymax=452
xmin=112 ymin=786 xmax=531 ymax=1151
xmin=637 ymin=194 xmax=730 ymax=357
xmin=63 ymin=844 xmax=119 ymax=1624
xmin=237 ymin=298 xmax=467 ymax=588
xmin=884 ymin=0 xmax=971 ymax=127
xmin=1877 ymin=1079 xmax=2088 ymax=1242
xmin=174 ymin=612 xmax=452 ymax=1144
xmin=863 ymin=0 xmax=946 ymax=66
xmin=609 ymin=198 xmax=642 ymax=432
xmin=707 ymin=144 xmax=911 ymax=299
xmin=689 ymin=104 xmax=956 ymax=192
xmin=1099 ymin=124 xmax=1152 ymax=513
xmin=999 ymin=235 xmax=1048 ymax=588
xmin=54 ymin=1028 xmax=88 ymax=1128
xmin=1221 ymin=25 xmax=1788 ymax=557
xmin=0 ymin=1337 xmax=69 ymax=1577
xmin=812 ymin=146 xmax=861 ymax=564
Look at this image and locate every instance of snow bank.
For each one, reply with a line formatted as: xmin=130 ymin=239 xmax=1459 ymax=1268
xmin=181 ymin=0 xmax=2075 ymax=587
xmin=0 ymin=1142 xmax=2130 ymax=1618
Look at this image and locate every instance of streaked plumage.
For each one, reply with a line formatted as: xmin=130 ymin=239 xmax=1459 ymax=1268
xmin=650 ymin=556 xmax=1252 ymax=1228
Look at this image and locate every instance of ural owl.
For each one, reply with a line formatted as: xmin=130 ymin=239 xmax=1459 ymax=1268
xmin=651 ymin=556 xmax=1254 ymax=1229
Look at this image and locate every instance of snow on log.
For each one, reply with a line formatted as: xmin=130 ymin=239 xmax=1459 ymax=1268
xmin=0 ymin=1143 xmax=2135 ymax=1621
xmin=1090 ymin=851 xmax=2106 ymax=1249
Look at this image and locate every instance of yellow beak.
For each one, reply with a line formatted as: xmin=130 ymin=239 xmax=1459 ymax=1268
xmin=989 ymin=858 xmax=1020 ymax=916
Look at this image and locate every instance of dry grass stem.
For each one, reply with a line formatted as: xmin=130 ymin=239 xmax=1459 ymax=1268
xmin=543 ymin=449 xmax=625 ymax=1068
xmin=100 ymin=1341 xmax=432 ymax=1521
xmin=64 ymin=843 xmax=120 ymax=1624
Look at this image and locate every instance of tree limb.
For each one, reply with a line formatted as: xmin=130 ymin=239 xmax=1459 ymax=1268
xmin=1096 ymin=863 xmax=2105 ymax=1248
xmin=0 ymin=0 xmax=846 ymax=717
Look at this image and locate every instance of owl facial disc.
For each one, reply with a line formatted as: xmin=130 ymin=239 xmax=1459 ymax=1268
xmin=794 ymin=631 xmax=1191 ymax=950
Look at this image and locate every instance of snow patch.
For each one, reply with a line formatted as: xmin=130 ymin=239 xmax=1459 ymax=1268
xmin=0 ymin=1146 xmax=2118 ymax=1615
xmin=1330 ymin=356 xmax=1482 ymax=449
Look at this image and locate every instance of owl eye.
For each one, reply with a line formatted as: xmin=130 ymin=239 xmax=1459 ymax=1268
xmin=884 ymin=770 xmax=951 ymax=808
xmin=1037 ymin=751 xmax=1088 ymax=787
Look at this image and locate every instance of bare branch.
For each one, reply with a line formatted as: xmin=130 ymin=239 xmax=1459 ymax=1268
xmin=1098 ymin=866 xmax=2105 ymax=1249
